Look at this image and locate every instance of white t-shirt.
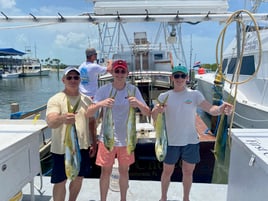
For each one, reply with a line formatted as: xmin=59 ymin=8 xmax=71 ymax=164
xmin=158 ymin=88 xmax=205 ymax=146
xmin=94 ymin=82 xmax=146 ymax=146
xmin=79 ymin=61 xmax=107 ymax=97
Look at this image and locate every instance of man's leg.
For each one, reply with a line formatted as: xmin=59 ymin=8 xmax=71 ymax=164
xmin=182 ymin=160 xmax=195 ymax=201
xmin=69 ymin=176 xmax=83 ymax=201
xmin=118 ymin=164 xmax=129 ymax=201
xmin=99 ymin=166 xmax=113 ymax=201
xmin=53 ymin=180 xmax=67 ymax=201
xmin=160 ymin=163 xmax=175 ymax=201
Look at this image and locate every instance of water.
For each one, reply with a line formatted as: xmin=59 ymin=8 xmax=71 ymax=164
xmin=0 ymin=71 xmax=64 ymax=119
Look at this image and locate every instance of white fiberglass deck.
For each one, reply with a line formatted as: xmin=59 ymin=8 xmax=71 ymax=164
xmin=22 ymin=176 xmax=227 ymax=201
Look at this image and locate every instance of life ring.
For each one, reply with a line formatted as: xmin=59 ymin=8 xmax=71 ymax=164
xmin=9 ymin=191 xmax=23 ymax=201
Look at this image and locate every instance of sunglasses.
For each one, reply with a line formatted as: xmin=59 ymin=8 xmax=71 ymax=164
xmin=114 ymin=69 xmax=126 ymax=74
xmin=173 ymin=73 xmax=187 ymax=79
xmin=66 ymin=76 xmax=80 ymax=80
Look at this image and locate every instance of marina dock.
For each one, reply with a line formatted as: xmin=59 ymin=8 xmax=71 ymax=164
xmin=22 ymin=176 xmax=227 ymax=201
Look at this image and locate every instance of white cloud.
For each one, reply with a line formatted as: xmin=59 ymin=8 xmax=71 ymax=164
xmin=55 ymin=32 xmax=87 ymax=49
xmin=0 ymin=0 xmax=16 ymax=9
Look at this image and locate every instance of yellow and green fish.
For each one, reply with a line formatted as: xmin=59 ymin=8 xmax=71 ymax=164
xmin=64 ymin=98 xmax=81 ymax=180
xmin=103 ymin=88 xmax=117 ymax=151
xmin=126 ymin=88 xmax=137 ymax=155
xmin=154 ymin=95 xmax=169 ymax=162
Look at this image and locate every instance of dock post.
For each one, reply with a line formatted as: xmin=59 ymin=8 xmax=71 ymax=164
xmin=10 ymin=103 xmax=20 ymax=113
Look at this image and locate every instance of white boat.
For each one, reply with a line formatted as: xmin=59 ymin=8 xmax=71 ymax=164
xmin=1 ymin=71 xmax=21 ymax=79
xmin=20 ymin=58 xmax=50 ymax=77
xmin=195 ymin=28 xmax=268 ymax=129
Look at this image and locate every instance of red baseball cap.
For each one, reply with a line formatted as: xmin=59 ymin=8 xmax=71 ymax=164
xmin=112 ymin=60 xmax=128 ymax=70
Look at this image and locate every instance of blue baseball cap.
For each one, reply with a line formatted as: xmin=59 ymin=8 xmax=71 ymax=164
xmin=171 ymin=65 xmax=188 ymax=75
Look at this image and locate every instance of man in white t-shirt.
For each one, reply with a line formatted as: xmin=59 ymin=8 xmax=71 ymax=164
xmin=78 ymin=48 xmax=112 ymax=98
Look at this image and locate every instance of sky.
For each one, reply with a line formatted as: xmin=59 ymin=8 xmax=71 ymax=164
xmin=0 ymin=0 xmax=268 ymax=66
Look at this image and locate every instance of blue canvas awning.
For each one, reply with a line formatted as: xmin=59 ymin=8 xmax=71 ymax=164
xmin=0 ymin=48 xmax=26 ymax=56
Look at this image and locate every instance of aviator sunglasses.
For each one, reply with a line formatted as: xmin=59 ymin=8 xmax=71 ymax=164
xmin=66 ymin=75 xmax=80 ymax=80
xmin=173 ymin=73 xmax=187 ymax=79
xmin=114 ymin=69 xmax=127 ymax=74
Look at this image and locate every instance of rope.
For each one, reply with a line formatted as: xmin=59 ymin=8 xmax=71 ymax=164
xmin=215 ymin=9 xmax=262 ymax=133
xmin=0 ymin=22 xmax=60 ymax=30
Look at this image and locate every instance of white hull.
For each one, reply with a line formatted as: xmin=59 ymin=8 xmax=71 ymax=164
xmin=20 ymin=69 xmax=50 ymax=77
xmin=195 ymin=28 xmax=268 ymax=129
xmin=1 ymin=72 xmax=21 ymax=78
xmin=196 ymin=73 xmax=268 ymax=129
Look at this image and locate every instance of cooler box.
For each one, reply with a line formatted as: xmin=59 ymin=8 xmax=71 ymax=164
xmin=227 ymin=129 xmax=268 ymax=201
xmin=0 ymin=120 xmax=47 ymax=201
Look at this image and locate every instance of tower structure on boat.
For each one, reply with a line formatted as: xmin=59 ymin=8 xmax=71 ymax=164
xmin=93 ymin=0 xmax=229 ymax=106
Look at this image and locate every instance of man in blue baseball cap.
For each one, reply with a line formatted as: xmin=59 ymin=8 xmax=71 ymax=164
xmin=171 ymin=65 xmax=188 ymax=75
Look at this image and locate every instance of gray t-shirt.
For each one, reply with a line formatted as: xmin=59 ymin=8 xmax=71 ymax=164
xmin=94 ymin=82 xmax=146 ymax=146
xmin=158 ymin=88 xmax=205 ymax=146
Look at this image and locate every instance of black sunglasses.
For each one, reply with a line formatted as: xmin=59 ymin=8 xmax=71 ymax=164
xmin=173 ymin=73 xmax=187 ymax=79
xmin=66 ymin=76 xmax=80 ymax=80
xmin=114 ymin=69 xmax=126 ymax=74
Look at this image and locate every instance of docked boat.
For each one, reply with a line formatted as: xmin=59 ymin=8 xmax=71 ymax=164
xmin=1 ymin=71 xmax=21 ymax=79
xmin=0 ymin=48 xmax=25 ymax=79
xmin=20 ymin=58 xmax=50 ymax=77
xmin=195 ymin=28 xmax=268 ymax=129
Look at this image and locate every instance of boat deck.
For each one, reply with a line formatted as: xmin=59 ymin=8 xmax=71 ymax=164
xmin=21 ymin=115 xmax=221 ymax=201
xmin=22 ymin=176 xmax=227 ymax=201
xmin=195 ymin=114 xmax=215 ymax=142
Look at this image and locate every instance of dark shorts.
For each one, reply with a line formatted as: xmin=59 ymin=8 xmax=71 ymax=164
xmin=51 ymin=149 xmax=91 ymax=184
xmin=164 ymin=143 xmax=200 ymax=164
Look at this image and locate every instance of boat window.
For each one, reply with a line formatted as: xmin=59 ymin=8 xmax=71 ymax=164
xmin=222 ymin=59 xmax=228 ymax=72
xmin=240 ymin=55 xmax=255 ymax=75
xmin=227 ymin=58 xmax=237 ymax=74
xmin=226 ymin=55 xmax=255 ymax=75
xmin=154 ymin=53 xmax=163 ymax=60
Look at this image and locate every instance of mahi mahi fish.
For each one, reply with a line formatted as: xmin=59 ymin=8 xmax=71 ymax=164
xmin=154 ymin=95 xmax=169 ymax=162
xmin=64 ymin=98 xmax=81 ymax=180
xmin=213 ymin=112 xmax=228 ymax=164
xmin=103 ymin=88 xmax=117 ymax=151
xmin=126 ymin=87 xmax=137 ymax=155
xmin=212 ymin=72 xmax=230 ymax=164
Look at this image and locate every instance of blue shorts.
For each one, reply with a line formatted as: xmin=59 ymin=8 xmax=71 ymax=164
xmin=164 ymin=143 xmax=200 ymax=164
xmin=51 ymin=149 xmax=91 ymax=183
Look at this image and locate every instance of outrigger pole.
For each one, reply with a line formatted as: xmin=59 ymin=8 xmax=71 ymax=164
xmin=0 ymin=12 xmax=268 ymax=24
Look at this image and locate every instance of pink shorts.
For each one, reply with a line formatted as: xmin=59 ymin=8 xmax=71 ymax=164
xmin=96 ymin=141 xmax=135 ymax=167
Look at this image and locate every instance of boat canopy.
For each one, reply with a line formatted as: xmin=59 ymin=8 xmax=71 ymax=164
xmin=0 ymin=48 xmax=26 ymax=56
xmin=93 ymin=0 xmax=229 ymax=15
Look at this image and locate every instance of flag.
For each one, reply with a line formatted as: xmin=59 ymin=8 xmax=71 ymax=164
xmin=193 ymin=61 xmax=201 ymax=68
